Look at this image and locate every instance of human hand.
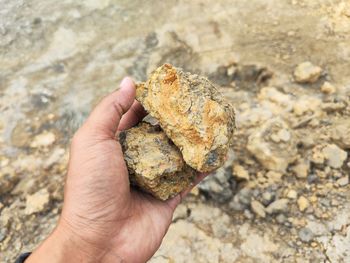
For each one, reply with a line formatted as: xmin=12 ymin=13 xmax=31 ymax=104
xmin=27 ymin=77 xmax=206 ymax=263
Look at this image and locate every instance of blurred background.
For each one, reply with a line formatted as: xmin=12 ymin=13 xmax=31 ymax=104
xmin=1 ymin=0 xmax=350 ymax=262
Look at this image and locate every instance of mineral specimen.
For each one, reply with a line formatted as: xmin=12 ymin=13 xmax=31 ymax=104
xmin=136 ymin=64 xmax=235 ymax=172
xmin=120 ymin=122 xmax=196 ymax=200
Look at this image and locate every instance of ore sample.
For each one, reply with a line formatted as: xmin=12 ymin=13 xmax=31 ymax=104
xmin=136 ymin=64 xmax=236 ymax=172
xmin=120 ymin=122 xmax=196 ymax=200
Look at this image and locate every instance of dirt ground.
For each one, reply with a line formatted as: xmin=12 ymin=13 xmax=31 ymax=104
xmin=1 ymin=0 xmax=350 ymax=262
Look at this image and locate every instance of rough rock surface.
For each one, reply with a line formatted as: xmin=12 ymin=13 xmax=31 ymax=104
xmin=294 ymin=61 xmax=322 ymax=83
xmin=247 ymin=118 xmax=298 ymax=172
xmin=120 ymin=122 xmax=196 ymax=200
xmin=136 ymin=64 xmax=235 ymax=173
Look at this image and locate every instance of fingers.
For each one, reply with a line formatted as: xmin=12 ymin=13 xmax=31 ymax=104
xmin=118 ymin=100 xmax=147 ymax=131
xmin=82 ymin=77 xmax=135 ymax=139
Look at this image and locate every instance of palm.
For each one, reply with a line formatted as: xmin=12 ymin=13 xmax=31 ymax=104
xmin=63 ymin=137 xmax=176 ymax=262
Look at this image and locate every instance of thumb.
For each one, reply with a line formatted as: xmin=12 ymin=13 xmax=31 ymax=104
xmin=83 ymin=77 xmax=135 ymax=139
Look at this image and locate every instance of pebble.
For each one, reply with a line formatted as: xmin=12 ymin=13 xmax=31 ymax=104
xmin=261 ymin=191 xmax=274 ymax=206
xmin=0 ymin=227 xmax=7 ymax=242
xmin=266 ymin=171 xmax=283 ymax=182
xmin=292 ymin=160 xmax=310 ymax=178
xmin=331 ymin=121 xmax=350 ymax=149
xmin=30 ymin=131 xmax=56 ymax=148
xmin=276 ymin=214 xmax=287 ymax=224
xmin=237 ymin=188 xmax=253 ymax=206
xmin=232 ymin=164 xmax=250 ymax=180
xmin=320 ymin=82 xmax=336 ymax=94
xmin=294 ymin=61 xmax=322 ymax=83
xmin=229 ymin=196 xmax=246 ymax=211
xmin=322 ymin=144 xmax=347 ymax=169
xmin=336 ymin=176 xmax=349 ymax=187
xmin=311 ymin=145 xmax=326 ymax=165
xmin=25 ymin=188 xmax=50 ymax=215
xmin=277 ymin=129 xmax=291 ymax=142
xmin=298 ymin=227 xmax=314 ymax=242
xmin=0 ymin=167 xmax=20 ymax=195
xmin=251 ymin=200 xmax=266 ymax=218
xmin=297 ymin=196 xmax=310 ymax=212
xmin=244 ymin=209 xmax=254 ymax=219
xmin=307 ymin=173 xmax=319 ymax=184
xmin=265 ymin=199 xmax=289 ymax=214
xmin=287 ymin=189 xmax=298 ymax=199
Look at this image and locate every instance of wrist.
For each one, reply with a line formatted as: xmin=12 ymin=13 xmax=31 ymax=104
xmin=26 ymin=221 xmax=124 ymax=263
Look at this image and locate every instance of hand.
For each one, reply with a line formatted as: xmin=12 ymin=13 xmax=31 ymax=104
xmin=27 ymin=77 xmax=206 ymax=263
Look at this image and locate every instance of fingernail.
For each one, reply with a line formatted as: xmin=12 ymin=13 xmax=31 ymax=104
xmin=120 ymin=77 xmax=134 ymax=90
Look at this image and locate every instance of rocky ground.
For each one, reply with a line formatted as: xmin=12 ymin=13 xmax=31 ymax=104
xmin=1 ymin=0 xmax=350 ymax=262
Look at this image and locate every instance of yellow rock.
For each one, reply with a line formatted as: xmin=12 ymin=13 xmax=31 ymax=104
xmin=297 ymin=196 xmax=310 ymax=212
xmin=120 ymin=122 xmax=196 ymax=200
xmin=320 ymin=81 xmax=336 ymax=94
xmin=136 ymin=64 xmax=235 ymax=172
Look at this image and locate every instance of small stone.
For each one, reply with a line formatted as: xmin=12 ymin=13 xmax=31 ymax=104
xmin=321 ymin=101 xmax=347 ymax=113
xmin=266 ymin=171 xmax=283 ymax=182
xmin=0 ymin=157 xmax=9 ymax=167
xmin=265 ymin=199 xmax=289 ymax=214
xmin=0 ymin=227 xmax=7 ymax=242
xmin=311 ymin=145 xmax=326 ymax=165
xmin=320 ymin=82 xmax=336 ymax=94
xmin=292 ymin=159 xmax=310 ymax=178
xmin=25 ymin=188 xmax=50 ymax=215
xmin=30 ymin=131 xmax=56 ymax=148
xmin=0 ymin=167 xmax=20 ymax=195
xmin=237 ymin=188 xmax=253 ymax=206
xmin=336 ymin=176 xmax=349 ymax=187
xmin=233 ymin=164 xmax=250 ymax=180
xmin=298 ymin=227 xmax=314 ymax=242
xmin=276 ymin=214 xmax=287 ymax=224
xmin=244 ymin=209 xmax=254 ymax=219
xmin=322 ymin=144 xmax=347 ymax=169
xmin=261 ymin=192 xmax=274 ymax=206
xmin=247 ymin=119 xmax=297 ymax=172
xmin=229 ymin=196 xmax=246 ymax=211
xmin=311 ymin=242 xmax=318 ymax=248
xmin=136 ymin=64 xmax=236 ymax=172
xmin=307 ymin=173 xmax=319 ymax=184
xmin=287 ymin=189 xmax=298 ymax=199
xmin=251 ymin=200 xmax=266 ymax=218
xmin=310 ymin=196 xmax=318 ymax=203
xmin=278 ymin=129 xmax=291 ymax=142
xmin=297 ymin=196 xmax=310 ymax=212
xmin=331 ymin=120 xmax=350 ymax=149
xmin=294 ymin=62 xmax=322 ymax=83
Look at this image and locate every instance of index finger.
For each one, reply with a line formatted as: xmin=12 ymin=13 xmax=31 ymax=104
xmin=118 ymin=100 xmax=147 ymax=131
